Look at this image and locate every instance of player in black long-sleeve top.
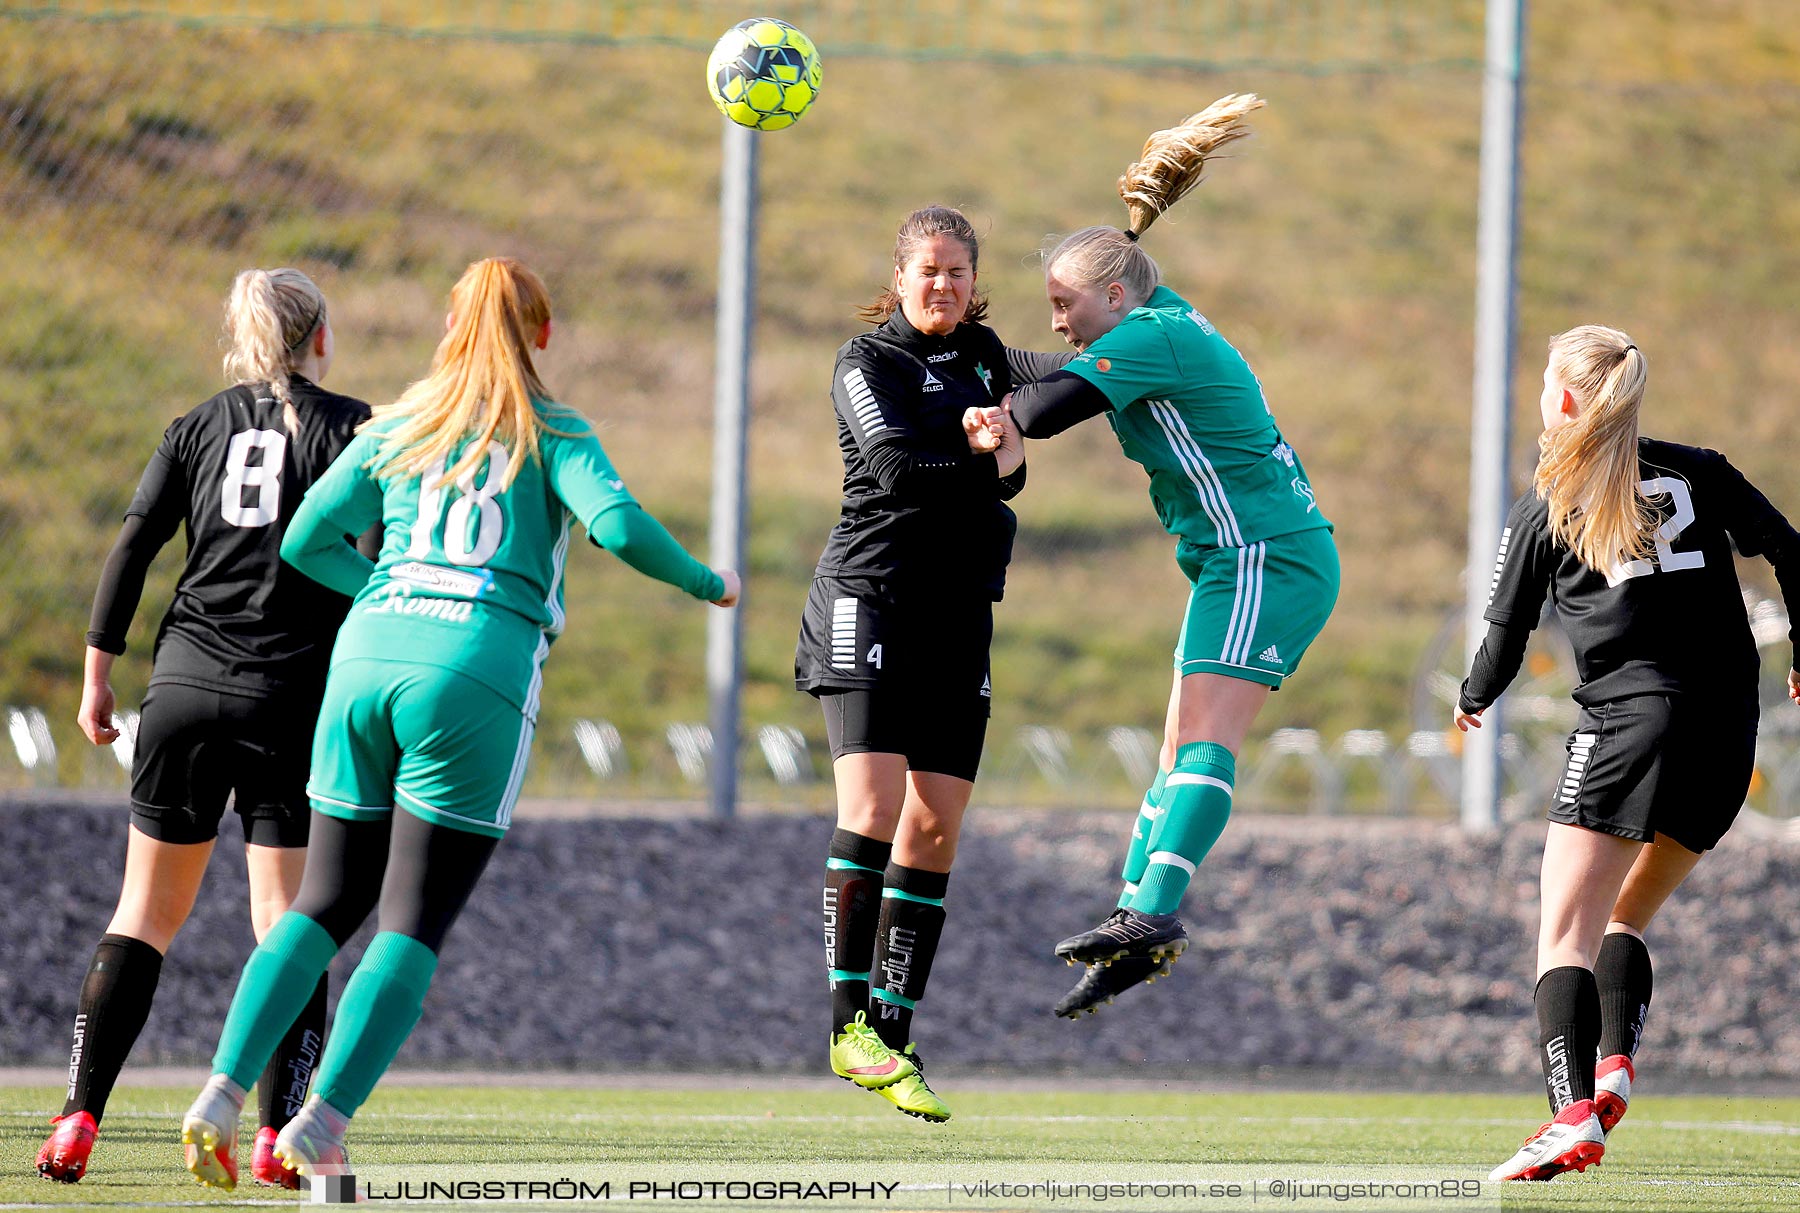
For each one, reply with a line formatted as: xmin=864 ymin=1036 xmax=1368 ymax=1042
xmin=797 ymin=206 xmax=1031 ymax=1124
xmin=37 ymin=270 xmax=369 ymax=1189
xmin=1458 ymin=325 xmax=1800 ymax=1182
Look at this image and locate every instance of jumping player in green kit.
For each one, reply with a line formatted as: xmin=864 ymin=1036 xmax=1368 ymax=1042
xmin=994 ymin=95 xmax=1338 ymax=1017
xmin=181 ymin=258 xmax=738 ymax=1188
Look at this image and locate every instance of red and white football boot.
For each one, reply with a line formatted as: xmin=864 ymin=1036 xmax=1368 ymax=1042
xmin=1594 ymin=1054 xmax=1635 ymax=1137
xmin=36 ymin=1111 xmax=97 ymax=1183
xmin=1487 ymin=1098 xmax=1606 ymax=1182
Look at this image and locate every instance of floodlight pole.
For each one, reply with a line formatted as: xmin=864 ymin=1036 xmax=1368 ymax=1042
xmin=1462 ymin=0 xmax=1526 ymax=834
xmin=707 ymin=121 xmax=758 ymax=819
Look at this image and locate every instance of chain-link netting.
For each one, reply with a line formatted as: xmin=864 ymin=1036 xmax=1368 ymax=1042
xmin=2 ymin=1 xmax=1796 ymax=818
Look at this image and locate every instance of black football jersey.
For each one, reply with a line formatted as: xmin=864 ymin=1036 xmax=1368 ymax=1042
xmin=117 ymin=378 xmax=370 ymax=697
xmin=1478 ymin=438 xmax=1800 ymax=706
xmin=811 ymin=309 xmax=1024 ymax=599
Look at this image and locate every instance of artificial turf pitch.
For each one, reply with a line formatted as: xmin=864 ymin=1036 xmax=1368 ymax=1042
xmin=2 ymin=1081 xmax=1796 ymax=1210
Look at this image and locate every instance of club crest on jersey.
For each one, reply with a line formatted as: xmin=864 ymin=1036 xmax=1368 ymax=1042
xmin=975 ymin=362 xmax=993 ymax=394
xmin=1291 ymin=478 xmax=1317 ymax=513
xmin=921 ymin=368 xmax=944 ymax=392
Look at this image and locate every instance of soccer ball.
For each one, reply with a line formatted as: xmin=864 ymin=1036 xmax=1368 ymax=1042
xmin=706 ymin=17 xmax=822 ymax=131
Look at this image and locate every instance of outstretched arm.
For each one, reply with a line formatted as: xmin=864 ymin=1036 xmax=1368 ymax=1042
xmin=587 ymin=504 xmax=731 ymax=603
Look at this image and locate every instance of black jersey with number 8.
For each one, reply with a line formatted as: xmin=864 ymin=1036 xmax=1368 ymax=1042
xmin=97 ymin=379 xmax=370 ymax=698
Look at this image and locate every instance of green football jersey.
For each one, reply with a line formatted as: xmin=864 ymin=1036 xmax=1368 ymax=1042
xmin=1064 ymin=285 xmax=1331 ymax=550
xmin=296 ymin=403 xmax=638 ymax=718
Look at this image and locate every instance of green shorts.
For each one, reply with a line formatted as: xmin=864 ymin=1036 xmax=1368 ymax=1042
xmin=1174 ymin=528 xmax=1339 ymax=688
xmin=307 ymin=658 xmax=535 ymax=839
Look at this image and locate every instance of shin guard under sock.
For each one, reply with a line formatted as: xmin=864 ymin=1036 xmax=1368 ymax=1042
xmin=870 ymin=864 xmax=948 ymax=1051
xmin=61 ymin=933 xmax=164 ymax=1121
xmin=825 ymin=828 xmax=891 ymax=1035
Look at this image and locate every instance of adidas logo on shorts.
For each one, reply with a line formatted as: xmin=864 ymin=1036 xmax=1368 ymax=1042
xmin=1257 ymin=645 xmax=1281 ymax=663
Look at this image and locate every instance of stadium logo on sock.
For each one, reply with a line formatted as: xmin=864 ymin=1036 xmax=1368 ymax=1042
xmin=66 ymin=1014 xmax=86 ymax=1100
xmin=1545 ymin=1034 xmax=1573 ymax=1110
xmin=880 ymin=926 xmax=916 ymax=996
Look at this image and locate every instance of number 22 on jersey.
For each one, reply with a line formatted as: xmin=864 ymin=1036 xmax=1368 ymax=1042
xmin=1608 ymin=475 xmax=1706 ymax=585
xmin=406 ymin=441 xmax=510 ymax=567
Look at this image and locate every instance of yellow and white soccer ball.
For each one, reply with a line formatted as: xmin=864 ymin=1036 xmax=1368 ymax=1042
xmin=706 ymin=17 xmax=822 ymax=131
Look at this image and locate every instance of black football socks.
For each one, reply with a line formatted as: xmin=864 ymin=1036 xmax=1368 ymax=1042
xmin=1596 ymin=931 xmax=1653 ymax=1060
xmin=259 ymin=974 xmax=327 ymax=1131
xmin=1535 ymin=965 xmax=1600 ymax=1114
xmin=61 ymin=933 xmax=163 ymax=1121
xmin=825 ymin=828 xmax=890 ymax=1036
xmin=869 ymin=864 xmax=949 ymax=1052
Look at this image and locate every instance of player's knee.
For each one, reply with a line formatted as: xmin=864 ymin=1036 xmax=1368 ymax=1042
xmin=836 ymin=797 xmax=901 ymax=838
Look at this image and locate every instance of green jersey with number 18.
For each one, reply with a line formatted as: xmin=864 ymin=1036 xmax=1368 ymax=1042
xmin=294 ymin=404 xmax=637 ymax=720
xmin=1064 ymin=285 xmax=1331 ymax=551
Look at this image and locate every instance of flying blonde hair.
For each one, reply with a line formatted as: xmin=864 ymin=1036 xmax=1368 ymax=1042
xmin=368 ymin=257 xmax=555 ymax=490
xmin=221 ymin=267 xmax=326 ymax=435
xmin=1534 ymin=325 xmax=1656 ymax=573
xmin=1046 ymin=93 xmax=1265 ymax=302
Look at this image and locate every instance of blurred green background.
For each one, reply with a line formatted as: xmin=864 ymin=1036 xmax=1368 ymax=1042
xmin=1 ymin=1 xmax=1796 ymax=808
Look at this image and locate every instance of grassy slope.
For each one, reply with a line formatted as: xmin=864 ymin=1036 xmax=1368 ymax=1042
xmin=0 ymin=4 xmax=1796 ymax=798
xmin=3 ymin=1082 xmax=1798 ymax=1210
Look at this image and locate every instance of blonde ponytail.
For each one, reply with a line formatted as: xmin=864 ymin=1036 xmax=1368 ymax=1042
xmin=368 ymin=257 xmax=554 ymax=490
xmin=222 ymin=267 xmax=326 ymax=435
xmin=1046 ymin=93 xmax=1264 ymax=304
xmin=1119 ymin=92 xmax=1264 ymax=238
xmin=1534 ymin=326 xmax=1656 ymax=573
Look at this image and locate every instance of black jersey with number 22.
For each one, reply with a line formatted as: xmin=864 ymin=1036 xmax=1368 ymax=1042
xmin=1476 ymin=438 xmax=1800 ymax=708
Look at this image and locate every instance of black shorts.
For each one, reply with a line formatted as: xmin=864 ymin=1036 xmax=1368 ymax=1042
xmin=130 ymin=681 xmax=319 ymax=847
xmin=1549 ymin=688 xmax=1757 ymax=853
xmin=797 ymin=576 xmax=993 ymax=781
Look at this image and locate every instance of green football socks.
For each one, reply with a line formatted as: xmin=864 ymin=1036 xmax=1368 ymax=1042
xmin=1128 ymin=742 xmax=1234 ymax=917
xmin=212 ymin=912 xmax=340 ymax=1091
xmin=1116 ymin=767 xmax=1170 ymax=908
xmin=314 ymin=931 xmax=439 ymax=1117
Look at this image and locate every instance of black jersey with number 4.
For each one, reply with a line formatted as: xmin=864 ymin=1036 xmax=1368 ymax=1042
xmin=1469 ymin=438 xmax=1800 ymax=709
xmin=812 ymin=309 xmax=1025 ymax=599
xmin=100 ymin=379 xmax=370 ymax=697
